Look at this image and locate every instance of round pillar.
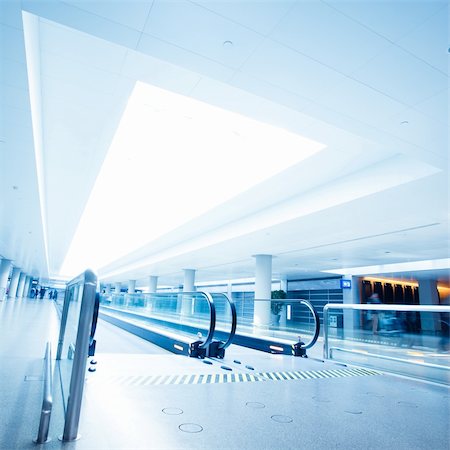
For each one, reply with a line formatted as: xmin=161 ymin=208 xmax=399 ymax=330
xmin=128 ymin=280 xmax=136 ymax=294
xmin=0 ymin=259 xmax=12 ymax=300
xmin=8 ymin=267 xmax=21 ymax=298
xmin=17 ymin=273 xmax=27 ymax=298
xmin=148 ymin=276 xmax=158 ymax=293
xmin=23 ymin=276 xmax=32 ymax=298
xmin=181 ymin=269 xmax=195 ymax=316
xmin=254 ymin=255 xmax=272 ymax=328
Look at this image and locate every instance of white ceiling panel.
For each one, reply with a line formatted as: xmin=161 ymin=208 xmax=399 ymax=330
xmin=240 ymin=40 xmax=347 ymax=102
xmin=376 ymin=108 xmax=448 ymax=158
xmin=351 ymin=45 xmax=447 ymax=106
xmin=143 ymin=0 xmax=264 ymax=69
xmin=121 ymin=50 xmax=202 ymax=96
xmin=396 ymin=5 xmax=449 ymax=74
xmin=0 ymin=59 xmax=29 ymax=90
xmin=137 ymin=32 xmax=235 ymax=82
xmin=40 ymin=55 xmax=131 ymax=97
xmin=67 ymin=1 xmax=154 ymax=31
xmin=0 ymin=23 xmax=27 ymax=63
xmin=22 ymin=0 xmax=142 ymax=49
xmin=191 ymin=0 xmax=295 ymax=36
xmin=0 ymin=0 xmax=24 ymax=28
xmin=229 ymin=68 xmax=317 ymax=112
xmin=413 ymin=89 xmax=449 ymax=124
xmin=0 ymin=84 xmax=30 ymax=111
xmin=40 ymin=19 xmax=129 ymax=74
xmin=324 ymin=0 xmax=445 ymax=42
xmin=269 ymin=0 xmax=391 ymax=75
xmin=239 ymin=39 xmax=407 ymax=127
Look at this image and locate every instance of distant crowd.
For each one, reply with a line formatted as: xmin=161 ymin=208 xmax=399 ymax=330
xmin=30 ymin=287 xmax=58 ymax=300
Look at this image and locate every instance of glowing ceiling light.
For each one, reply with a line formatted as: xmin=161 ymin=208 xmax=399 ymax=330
xmin=61 ymin=81 xmax=325 ymax=276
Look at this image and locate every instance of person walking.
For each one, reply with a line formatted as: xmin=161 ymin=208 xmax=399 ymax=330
xmin=368 ymin=293 xmax=381 ymax=335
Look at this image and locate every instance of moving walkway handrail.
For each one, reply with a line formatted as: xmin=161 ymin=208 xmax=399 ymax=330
xmin=211 ymin=293 xmax=237 ymax=350
xmin=323 ymin=303 xmax=450 ymax=359
xmin=254 ymin=298 xmax=320 ymax=349
xmin=34 ymin=341 xmax=53 ymax=444
xmin=142 ymin=291 xmax=217 ymax=349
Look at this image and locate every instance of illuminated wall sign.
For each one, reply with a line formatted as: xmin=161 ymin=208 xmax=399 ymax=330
xmin=340 ymin=279 xmax=352 ymax=289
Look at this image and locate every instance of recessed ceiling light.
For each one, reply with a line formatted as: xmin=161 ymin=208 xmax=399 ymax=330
xmin=12 ymin=185 xmax=18 ymax=190
xmin=223 ymin=40 xmax=233 ymax=47
xmin=400 ymin=121 xmax=409 ymax=125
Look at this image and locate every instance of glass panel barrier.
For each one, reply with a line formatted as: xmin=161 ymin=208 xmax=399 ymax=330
xmin=323 ymin=303 xmax=450 ymax=385
xmin=236 ymin=298 xmax=320 ymax=350
xmin=99 ymin=291 xmax=216 ymax=348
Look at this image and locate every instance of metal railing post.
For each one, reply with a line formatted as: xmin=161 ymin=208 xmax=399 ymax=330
xmin=323 ymin=304 xmax=329 ymax=360
xmin=34 ymin=342 xmax=53 ymax=444
xmin=62 ymin=270 xmax=97 ymax=442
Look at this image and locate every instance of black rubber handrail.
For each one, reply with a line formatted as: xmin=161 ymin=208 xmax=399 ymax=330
xmin=298 ymin=299 xmax=320 ymax=349
xmin=253 ymin=298 xmax=320 ymax=349
xmin=210 ymin=293 xmax=237 ymax=350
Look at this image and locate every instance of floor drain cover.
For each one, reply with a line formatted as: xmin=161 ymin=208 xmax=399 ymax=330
xmin=162 ymin=408 xmax=183 ymax=415
xmin=221 ymin=365 xmax=232 ymax=371
xmin=344 ymin=410 xmax=363 ymax=415
xmin=245 ymin=365 xmax=254 ymax=370
xmin=271 ymin=415 xmax=293 ymax=423
xmin=203 ymin=360 xmax=213 ymax=365
xmin=234 ymin=360 xmax=241 ymax=364
xmin=179 ymin=423 xmax=203 ymax=433
xmin=246 ymin=402 xmax=265 ymax=409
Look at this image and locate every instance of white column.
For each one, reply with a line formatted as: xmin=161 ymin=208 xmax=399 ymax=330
xmin=254 ymin=255 xmax=272 ymax=328
xmin=279 ymin=277 xmax=288 ymax=328
xmin=128 ymin=280 xmax=136 ymax=294
xmin=148 ymin=276 xmax=158 ymax=293
xmin=0 ymin=259 xmax=12 ymax=300
xmin=183 ymin=269 xmax=195 ymax=292
xmin=8 ymin=267 xmax=21 ymax=298
xmin=181 ymin=269 xmax=195 ymax=316
xmin=17 ymin=272 xmax=26 ymax=298
xmin=418 ymin=279 xmax=440 ymax=333
xmin=23 ymin=276 xmax=32 ymax=298
xmin=114 ymin=282 xmax=121 ymax=294
xmin=105 ymin=284 xmax=111 ymax=294
xmin=342 ymin=276 xmax=361 ymax=338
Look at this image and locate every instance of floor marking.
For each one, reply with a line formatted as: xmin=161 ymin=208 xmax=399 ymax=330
xmin=94 ymin=367 xmax=382 ymax=387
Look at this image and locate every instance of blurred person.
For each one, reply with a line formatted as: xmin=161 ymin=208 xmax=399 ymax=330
xmin=367 ymin=293 xmax=381 ymax=335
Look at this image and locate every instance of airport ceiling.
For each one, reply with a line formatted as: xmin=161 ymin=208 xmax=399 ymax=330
xmin=1 ymin=0 xmax=449 ymax=288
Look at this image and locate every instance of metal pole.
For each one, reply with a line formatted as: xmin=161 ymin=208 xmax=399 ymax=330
xmin=34 ymin=342 xmax=53 ymax=444
xmin=323 ymin=305 xmax=329 ymax=360
xmin=62 ymin=269 xmax=97 ymax=442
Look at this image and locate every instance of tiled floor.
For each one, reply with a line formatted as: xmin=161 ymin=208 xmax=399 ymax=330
xmin=1 ymin=298 xmax=449 ymax=449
